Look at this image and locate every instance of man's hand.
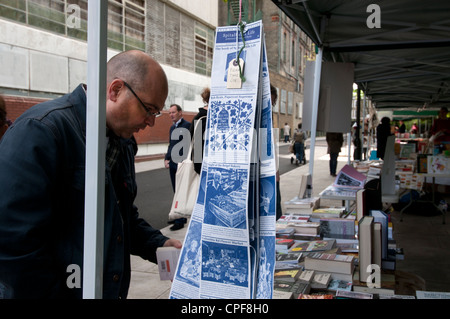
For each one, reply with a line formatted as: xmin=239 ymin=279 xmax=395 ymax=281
xmin=164 ymin=159 xmax=170 ymax=169
xmin=163 ymin=238 xmax=182 ymax=249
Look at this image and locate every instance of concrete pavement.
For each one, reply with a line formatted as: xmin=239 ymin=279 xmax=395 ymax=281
xmin=127 ymin=139 xmax=352 ymax=299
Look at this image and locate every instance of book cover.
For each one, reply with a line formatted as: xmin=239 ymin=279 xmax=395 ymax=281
xmin=299 ymin=293 xmax=334 ymax=299
xmin=272 ymin=290 xmax=294 ymax=299
xmin=284 ymin=196 xmax=320 ymax=209
xmin=274 ymin=268 xmax=303 ymax=282
xmin=276 ymin=238 xmax=295 ymax=253
xmin=370 ymin=210 xmax=388 ymax=259
xmin=291 ymin=281 xmax=311 ymax=299
xmin=335 ymin=289 xmax=373 ymax=299
xmin=372 ymin=222 xmax=382 ymax=267
xmin=356 ymin=188 xmax=366 ymax=221
xmin=276 ymin=252 xmax=302 ymax=264
xmin=320 ymin=218 xmax=355 ymax=239
xmin=304 ymin=253 xmax=355 ymax=275
xmin=358 ymin=216 xmax=374 ymax=282
xmin=275 ymin=227 xmax=295 ymax=239
xmin=310 ymin=273 xmax=332 ymax=289
xmin=428 ymin=155 xmax=450 ymax=174
xmin=277 ymin=215 xmax=310 ymax=224
xmin=156 ymin=247 xmax=181 ymax=281
xmin=311 ymin=207 xmax=346 ymax=219
xmin=290 ymin=222 xmax=321 ymax=236
xmin=416 ymin=290 xmax=450 ymax=299
xmin=273 ymin=280 xmax=296 ymax=291
xmin=327 ymin=279 xmax=352 ymax=291
xmin=297 ymin=269 xmax=315 ymax=283
xmin=289 ymin=239 xmax=337 ymax=253
xmin=333 ymin=164 xmax=366 ymax=189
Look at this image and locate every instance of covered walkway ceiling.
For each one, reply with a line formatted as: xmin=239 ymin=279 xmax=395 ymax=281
xmin=272 ymin=0 xmax=450 ymax=112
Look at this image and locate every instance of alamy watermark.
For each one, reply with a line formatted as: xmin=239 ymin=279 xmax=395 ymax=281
xmin=366 ymin=4 xmax=381 ymax=29
xmin=169 ymin=121 xmax=279 ymax=165
xmin=66 ymin=4 xmax=81 ymax=29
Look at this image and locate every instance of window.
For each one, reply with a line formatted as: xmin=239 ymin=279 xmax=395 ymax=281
xmin=146 ymin=1 xmax=214 ymax=76
xmin=297 ymin=102 xmax=303 ymax=119
xmin=288 ymin=91 xmax=293 ymax=115
xmin=0 ymin=0 xmax=145 ymax=51
xmin=108 ymin=0 xmax=145 ymax=51
xmin=194 ymin=24 xmax=213 ymax=76
xmin=291 ymin=39 xmax=295 ymax=67
xmin=280 ymin=89 xmax=286 ymax=114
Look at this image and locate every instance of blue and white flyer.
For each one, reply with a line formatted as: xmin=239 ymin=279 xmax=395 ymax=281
xmin=170 ymin=20 xmax=276 ymax=299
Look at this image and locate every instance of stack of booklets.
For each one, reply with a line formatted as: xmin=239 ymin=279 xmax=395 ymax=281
xmin=276 ymin=215 xmax=321 ymax=239
xmin=275 ymin=238 xmax=295 ymax=253
xmin=304 ymin=253 xmax=355 ymax=279
xmin=319 ymin=217 xmax=356 ymax=240
xmin=273 ymin=268 xmax=311 ymax=299
xmin=288 ymin=239 xmax=337 ymax=254
xmin=310 ymin=207 xmax=346 ymax=220
xmin=284 ymin=196 xmax=320 ymax=216
xmin=283 ymin=174 xmax=320 ymax=216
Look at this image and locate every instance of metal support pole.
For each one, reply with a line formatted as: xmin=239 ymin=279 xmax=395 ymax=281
xmin=83 ymin=0 xmax=108 ymax=299
xmin=354 ymin=86 xmax=362 ymax=161
xmin=308 ymin=46 xmax=323 ymax=182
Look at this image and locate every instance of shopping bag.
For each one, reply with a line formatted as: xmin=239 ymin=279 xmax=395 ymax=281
xmin=168 ymin=117 xmax=205 ymax=221
xmin=289 ymin=141 xmax=295 ymax=154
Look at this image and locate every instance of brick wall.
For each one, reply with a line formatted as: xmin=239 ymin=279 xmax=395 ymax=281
xmin=3 ymin=94 xmax=197 ymax=145
xmin=3 ymin=95 xmax=50 ymax=122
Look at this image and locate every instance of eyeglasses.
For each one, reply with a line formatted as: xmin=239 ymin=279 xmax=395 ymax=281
xmin=123 ymin=81 xmax=162 ymax=118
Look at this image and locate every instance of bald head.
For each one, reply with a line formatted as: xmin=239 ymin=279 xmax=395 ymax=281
xmin=107 ymin=50 xmax=168 ymax=95
xmin=105 ymin=50 xmax=168 ymax=138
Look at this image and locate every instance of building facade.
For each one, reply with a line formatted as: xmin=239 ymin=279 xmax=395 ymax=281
xmin=218 ymin=0 xmax=314 ymax=136
xmin=0 ymin=0 xmax=314 ymax=158
xmin=0 ymin=0 xmax=216 ymax=158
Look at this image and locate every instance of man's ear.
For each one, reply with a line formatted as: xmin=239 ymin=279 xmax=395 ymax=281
xmin=108 ymin=79 xmax=124 ymax=102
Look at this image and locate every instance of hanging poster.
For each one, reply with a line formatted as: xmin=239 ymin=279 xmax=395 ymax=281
xmin=169 ymin=20 xmax=276 ymax=299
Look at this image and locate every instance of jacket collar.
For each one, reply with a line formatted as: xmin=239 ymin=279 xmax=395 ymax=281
xmin=68 ymin=84 xmax=88 ymax=138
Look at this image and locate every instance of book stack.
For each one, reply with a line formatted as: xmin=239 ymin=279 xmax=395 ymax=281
xmin=276 ymin=238 xmax=295 ymax=253
xmin=288 ymin=239 xmax=337 ymax=254
xmin=284 ymin=196 xmax=320 ymax=216
xmin=273 ymin=268 xmax=311 ymax=299
xmin=304 ymin=253 xmax=355 ymax=282
xmin=283 ymin=174 xmax=320 ymax=216
xmin=275 ymin=252 xmax=302 ymax=270
xmin=276 ymin=215 xmax=321 ymax=240
xmin=310 ymin=207 xmax=346 ymax=220
xmin=320 ymin=217 xmax=356 ymax=240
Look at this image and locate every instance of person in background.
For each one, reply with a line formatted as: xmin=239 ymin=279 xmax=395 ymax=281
xmin=376 ymin=116 xmax=393 ymax=160
xmin=164 ymin=104 xmax=191 ymax=191
xmin=189 ymin=87 xmax=210 ymax=175
xmin=398 ymin=120 xmax=406 ymax=134
xmin=283 ymin=122 xmax=290 ymax=143
xmin=326 ymin=132 xmax=344 ymax=177
xmin=430 ymin=106 xmax=450 ymax=143
xmin=0 ymin=50 xmax=182 ymax=299
xmin=270 ymin=85 xmax=282 ymax=220
xmin=292 ymin=123 xmax=306 ymax=166
xmin=164 ymin=103 xmax=191 ymax=230
xmin=410 ymin=122 xmax=418 ymax=135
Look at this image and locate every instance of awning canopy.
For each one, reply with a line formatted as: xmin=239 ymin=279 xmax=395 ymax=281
xmin=271 ymin=0 xmax=450 ymax=112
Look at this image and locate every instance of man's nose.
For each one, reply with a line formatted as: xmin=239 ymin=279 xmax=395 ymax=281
xmin=145 ymin=115 xmax=156 ymax=127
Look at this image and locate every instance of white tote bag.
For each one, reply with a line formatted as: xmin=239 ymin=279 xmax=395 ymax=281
xmin=168 ymin=117 xmax=205 ymax=221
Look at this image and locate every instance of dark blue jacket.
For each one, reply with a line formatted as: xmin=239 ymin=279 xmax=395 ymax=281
xmin=0 ymin=84 xmax=168 ymax=299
